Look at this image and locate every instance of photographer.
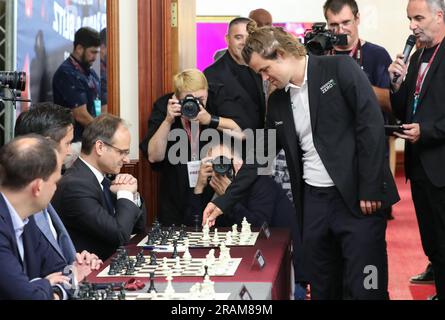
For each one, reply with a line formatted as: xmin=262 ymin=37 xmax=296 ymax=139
xmin=140 ymin=69 xmax=242 ymax=226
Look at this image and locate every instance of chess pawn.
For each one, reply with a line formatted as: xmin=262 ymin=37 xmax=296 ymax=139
xmin=231 ymin=224 xmax=238 ymax=237
xmin=225 ymin=231 xmax=232 ymax=245
xmin=183 ymin=245 xmax=192 ymax=263
xmin=162 ymin=257 xmax=169 ymax=271
xmin=149 ymin=290 xmax=158 ymax=300
xmin=174 ymin=256 xmax=181 ymax=269
xmin=213 ymin=228 xmax=219 ymax=244
xmin=202 ymin=275 xmax=215 ymax=298
xmin=164 ymin=272 xmax=175 ymax=297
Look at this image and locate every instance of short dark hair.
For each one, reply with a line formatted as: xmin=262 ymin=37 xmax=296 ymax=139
xmin=81 ymin=114 xmax=127 ymax=155
xmin=100 ymin=28 xmax=107 ymax=46
xmin=323 ymin=0 xmax=359 ymax=19
xmin=74 ymin=27 xmax=100 ymax=49
xmin=0 ymin=134 xmax=58 ymax=190
xmin=228 ymin=17 xmax=252 ymax=33
xmin=15 ymin=102 xmax=74 ymax=144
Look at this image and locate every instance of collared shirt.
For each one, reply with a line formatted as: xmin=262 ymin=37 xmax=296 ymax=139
xmin=285 ymin=56 xmax=334 ymax=188
xmin=78 ymin=157 xmax=136 ymax=204
xmin=42 ymin=209 xmax=58 ymax=241
xmin=1 ymin=193 xmax=29 ymax=268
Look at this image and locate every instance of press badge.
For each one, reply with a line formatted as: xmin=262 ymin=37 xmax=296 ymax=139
xmin=94 ymin=98 xmax=102 ymax=116
xmin=187 ymin=160 xmax=201 ymax=188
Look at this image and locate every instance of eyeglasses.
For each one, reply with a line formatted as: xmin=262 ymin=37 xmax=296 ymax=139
xmin=101 ymin=140 xmax=130 ymax=157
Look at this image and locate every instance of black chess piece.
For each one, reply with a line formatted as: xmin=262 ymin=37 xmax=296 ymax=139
xmin=118 ymin=289 xmax=126 ymax=300
xmin=203 ymin=265 xmax=209 ymax=278
xmin=147 ymin=272 xmax=157 ymax=293
xmin=171 ymin=240 xmax=178 ymax=259
xmin=150 ymin=252 xmax=158 ymax=265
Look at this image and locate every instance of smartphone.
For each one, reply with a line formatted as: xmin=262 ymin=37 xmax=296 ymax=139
xmin=384 ymin=125 xmax=405 ymax=136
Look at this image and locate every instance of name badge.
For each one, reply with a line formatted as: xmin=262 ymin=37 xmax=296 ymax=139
xmin=187 ymin=160 xmax=201 ymax=188
xmin=252 ymin=249 xmax=266 ymax=270
xmin=94 ymin=98 xmax=102 ymax=117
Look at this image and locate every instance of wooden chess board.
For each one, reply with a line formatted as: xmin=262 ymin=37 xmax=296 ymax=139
xmin=136 ymin=231 xmax=259 ymax=252
xmin=97 ymin=256 xmax=242 ymax=278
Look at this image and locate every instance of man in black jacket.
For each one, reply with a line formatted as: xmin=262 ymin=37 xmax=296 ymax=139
xmin=388 ymin=0 xmax=445 ymax=300
xmin=204 ymin=23 xmax=399 ymax=299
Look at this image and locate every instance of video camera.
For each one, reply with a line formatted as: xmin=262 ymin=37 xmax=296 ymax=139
xmin=180 ymin=94 xmax=201 ymax=119
xmin=0 ymin=71 xmax=26 ymax=92
xmin=304 ymin=22 xmax=348 ymax=55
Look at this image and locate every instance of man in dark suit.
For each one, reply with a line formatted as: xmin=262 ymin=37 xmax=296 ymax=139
xmin=204 ymin=24 xmax=399 ymax=299
xmin=205 ymin=17 xmax=266 ymax=131
xmin=0 ymin=135 xmax=70 ymax=299
xmin=14 ymin=103 xmax=103 ymax=275
xmin=52 ymin=114 xmax=146 ymax=260
xmin=388 ymin=0 xmax=445 ymax=300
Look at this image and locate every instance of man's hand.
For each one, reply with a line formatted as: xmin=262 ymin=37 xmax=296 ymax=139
xmin=202 ymin=202 xmax=223 ymax=227
xmin=76 ymin=250 xmax=103 ymax=270
xmin=360 ymin=200 xmax=382 ymax=215
xmin=194 ymin=158 xmax=213 ymax=194
xmin=165 ymin=97 xmax=182 ymax=124
xmin=388 ymin=53 xmax=408 ymax=92
xmin=394 ymin=123 xmax=421 ymax=144
xmin=46 ymin=272 xmax=70 ymax=287
xmin=110 ymin=174 xmax=138 ymax=194
xmin=209 ymin=174 xmax=231 ymax=196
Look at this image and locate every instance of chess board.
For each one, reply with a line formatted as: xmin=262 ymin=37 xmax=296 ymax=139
xmin=125 ymin=292 xmax=231 ymax=300
xmin=97 ymin=256 xmax=242 ymax=278
xmin=136 ymin=231 xmax=259 ymax=252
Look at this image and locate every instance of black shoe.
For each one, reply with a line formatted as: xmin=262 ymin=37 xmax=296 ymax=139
xmin=410 ymin=263 xmax=435 ymax=284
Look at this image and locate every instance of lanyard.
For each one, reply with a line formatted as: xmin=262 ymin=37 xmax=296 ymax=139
xmin=182 ymin=119 xmax=200 ymax=161
xmin=412 ymin=43 xmax=441 ymax=115
xmin=69 ymin=55 xmax=99 ymax=97
xmin=349 ymin=40 xmax=362 ymax=67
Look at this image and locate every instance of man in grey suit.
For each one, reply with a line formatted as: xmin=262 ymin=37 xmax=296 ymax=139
xmin=204 ymin=23 xmax=400 ymax=299
xmin=14 ymin=103 xmax=102 ymax=277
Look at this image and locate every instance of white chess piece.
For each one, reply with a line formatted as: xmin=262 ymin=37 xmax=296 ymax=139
xmin=164 ymin=271 xmax=175 ymax=297
xmin=241 ymin=217 xmax=252 ymax=234
xmin=149 ymin=290 xmax=158 ymax=300
xmin=174 ymin=256 xmax=181 ymax=269
xmin=231 ymin=224 xmax=238 ymax=237
xmin=202 ymin=221 xmax=210 ymax=241
xmin=183 ymin=244 xmax=192 ymax=262
xmin=225 ymin=231 xmax=232 ymax=245
xmin=162 ymin=257 xmax=169 ymax=271
xmin=213 ymin=228 xmax=219 ymax=244
xmin=201 ymin=274 xmax=215 ymax=298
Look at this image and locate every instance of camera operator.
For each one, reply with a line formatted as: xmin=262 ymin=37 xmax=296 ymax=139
xmin=140 ymin=69 xmax=242 ymax=226
xmin=323 ymin=0 xmax=392 ymax=114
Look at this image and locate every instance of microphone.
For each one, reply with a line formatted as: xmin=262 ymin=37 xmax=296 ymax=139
xmin=393 ymin=35 xmax=417 ymax=83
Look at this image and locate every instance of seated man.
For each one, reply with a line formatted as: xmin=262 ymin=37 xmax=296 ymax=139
xmin=52 ymin=114 xmax=146 ymax=260
xmin=0 ymin=135 xmax=70 ymax=299
xmin=140 ymin=68 xmax=242 ymax=226
xmin=186 ymin=142 xmax=306 ymax=292
xmin=14 ymin=103 xmax=103 ymax=276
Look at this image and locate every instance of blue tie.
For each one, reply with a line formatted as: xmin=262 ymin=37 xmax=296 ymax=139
xmin=101 ymin=177 xmax=115 ymax=216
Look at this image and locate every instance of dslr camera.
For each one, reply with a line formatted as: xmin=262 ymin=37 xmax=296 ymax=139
xmin=180 ymin=94 xmax=201 ymax=119
xmin=211 ymin=156 xmax=233 ymax=178
xmin=0 ymin=71 xmax=26 ymax=92
xmin=304 ymin=22 xmax=348 ymax=55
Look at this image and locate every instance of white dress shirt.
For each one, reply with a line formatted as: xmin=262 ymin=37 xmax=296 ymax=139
xmin=285 ymin=56 xmax=334 ymax=188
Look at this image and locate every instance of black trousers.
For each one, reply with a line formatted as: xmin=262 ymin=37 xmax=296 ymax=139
xmin=410 ymin=170 xmax=445 ymax=300
xmin=303 ymin=184 xmax=389 ymax=300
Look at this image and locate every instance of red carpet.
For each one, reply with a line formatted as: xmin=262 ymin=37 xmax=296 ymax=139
xmin=387 ymin=175 xmax=436 ymax=300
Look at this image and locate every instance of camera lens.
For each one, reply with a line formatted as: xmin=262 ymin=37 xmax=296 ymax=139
xmin=212 ymin=156 xmax=233 ymax=176
xmin=0 ymin=71 xmax=26 ymax=91
xmin=180 ymin=94 xmax=200 ymax=119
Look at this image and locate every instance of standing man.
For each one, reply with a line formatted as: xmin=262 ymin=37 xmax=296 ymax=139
xmin=206 ymin=24 xmax=399 ymax=299
xmin=52 ymin=114 xmax=146 ymax=260
xmin=0 ymin=135 xmax=70 ymax=299
xmin=53 ymin=27 xmax=103 ymax=167
xmin=324 ymin=0 xmax=392 ymax=113
xmin=205 ymin=17 xmax=266 ymax=131
xmin=388 ymin=0 xmax=445 ymax=300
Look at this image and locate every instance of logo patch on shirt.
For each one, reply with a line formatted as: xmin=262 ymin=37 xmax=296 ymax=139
xmin=320 ymin=79 xmax=336 ymax=94
xmin=274 ymin=121 xmax=283 ymax=126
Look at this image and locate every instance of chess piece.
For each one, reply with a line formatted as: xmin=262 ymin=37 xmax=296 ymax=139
xmin=206 ymin=249 xmax=216 ymax=266
xmin=201 ymin=274 xmax=215 ymax=298
xmin=162 ymin=257 xmax=169 ymax=271
xmin=171 ymin=239 xmax=178 ymax=259
xmin=213 ymin=228 xmax=219 ymax=244
xmin=203 ymin=265 xmax=209 ymax=278
xmin=183 ymin=244 xmax=192 ymax=262
xmin=241 ymin=217 xmax=252 ymax=234
xmin=202 ymin=221 xmax=210 ymax=242
xmin=147 ymin=272 xmax=157 ymax=293
xmin=150 ymin=252 xmax=158 ymax=265
xmin=232 ymin=224 xmax=238 ymax=237
xmin=174 ymin=256 xmax=181 ymax=269
xmin=164 ymin=271 xmax=175 ymax=297
xmin=225 ymin=231 xmax=232 ymax=245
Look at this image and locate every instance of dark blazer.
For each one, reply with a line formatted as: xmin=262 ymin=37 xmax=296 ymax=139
xmin=0 ymin=194 xmax=66 ymax=300
xmin=391 ymin=41 xmax=445 ymax=187
xmin=204 ymin=52 xmax=266 ymax=130
xmin=51 ymin=159 xmax=146 ymax=260
xmin=267 ymin=55 xmax=399 ymax=223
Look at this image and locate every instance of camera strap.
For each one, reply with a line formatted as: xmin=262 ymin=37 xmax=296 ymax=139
xmin=332 ymin=40 xmax=363 ymax=68
xmin=183 ymin=119 xmax=200 ymax=161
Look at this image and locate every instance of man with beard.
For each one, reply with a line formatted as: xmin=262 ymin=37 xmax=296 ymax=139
xmin=52 ymin=27 xmax=102 ymax=167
